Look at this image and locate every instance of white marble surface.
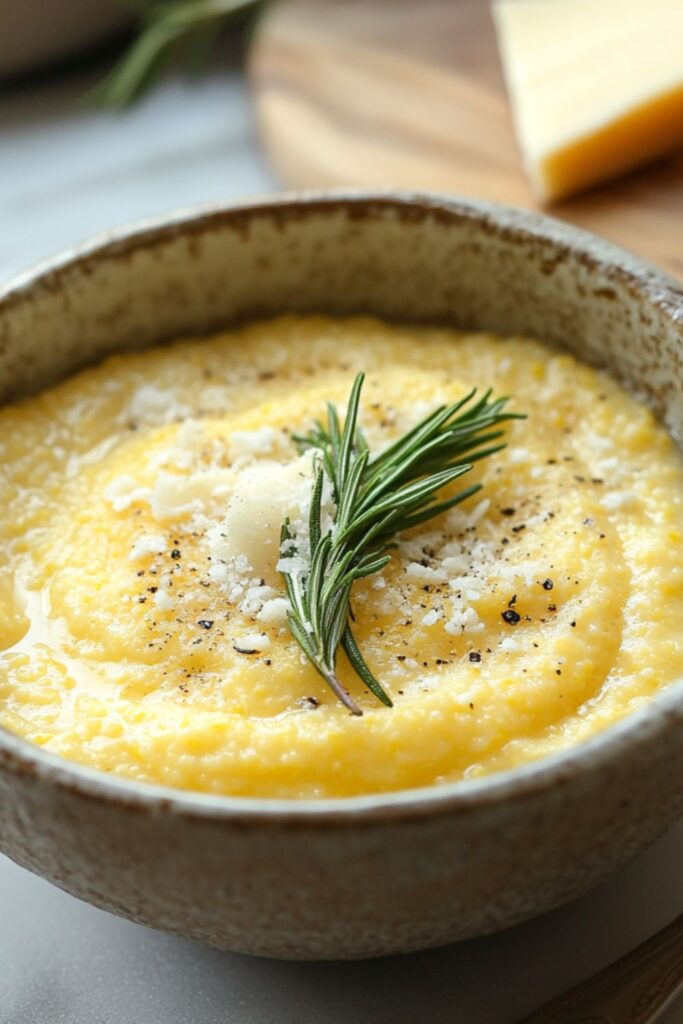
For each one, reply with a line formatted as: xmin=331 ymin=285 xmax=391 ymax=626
xmin=0 ymin=49 xmax=682 ymax=1024
xmin=0 ymin=52 xmax=274 ymax=282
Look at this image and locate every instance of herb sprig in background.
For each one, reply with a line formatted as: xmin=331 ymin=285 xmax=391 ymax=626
xmin=93 ymin=0 xmax=263 ymax=108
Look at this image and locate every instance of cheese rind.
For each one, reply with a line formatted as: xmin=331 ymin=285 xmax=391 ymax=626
xmin=493 ymin=0 xmax=683 ymax=201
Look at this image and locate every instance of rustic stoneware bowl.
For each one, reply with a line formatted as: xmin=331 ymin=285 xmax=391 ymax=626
xmin=1 ymin=193 xmax=683 ymax=960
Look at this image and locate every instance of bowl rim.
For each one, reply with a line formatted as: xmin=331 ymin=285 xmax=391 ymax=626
xmin=2 ymin=188 xmax=682 ymax=313
xmin=1 ymin=188 xmax=683 ymax=824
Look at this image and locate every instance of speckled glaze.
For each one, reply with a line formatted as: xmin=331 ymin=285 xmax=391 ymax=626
xmin=1 ymin=193 xmax=682 ymax=960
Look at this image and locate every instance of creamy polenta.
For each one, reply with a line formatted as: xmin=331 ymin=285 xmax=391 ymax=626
xmin=1 ymin=316 xmax=683 ymax=798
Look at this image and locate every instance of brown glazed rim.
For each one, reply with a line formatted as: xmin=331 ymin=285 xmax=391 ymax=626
xmin=1 ymin=189 xmax=682 ymax=825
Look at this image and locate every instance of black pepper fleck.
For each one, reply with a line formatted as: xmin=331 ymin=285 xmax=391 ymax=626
xmin=502 ymin=609 xmax=521 ymax=625
xmin=300 ymin=696 xmax=320 ymax=709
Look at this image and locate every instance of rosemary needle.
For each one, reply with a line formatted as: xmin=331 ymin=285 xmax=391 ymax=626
xmin=279 ymin=373 xmax=523 ymax=715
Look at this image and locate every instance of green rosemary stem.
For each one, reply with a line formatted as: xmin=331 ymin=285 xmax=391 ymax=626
xmin=91 ymin=0 xmax=262 ymax=108
xmin=279 ymin=373 xmax=523 ymax=714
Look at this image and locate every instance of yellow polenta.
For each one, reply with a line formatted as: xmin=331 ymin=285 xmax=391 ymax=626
xmin=1 ymin=316 xmax=683 ymax=798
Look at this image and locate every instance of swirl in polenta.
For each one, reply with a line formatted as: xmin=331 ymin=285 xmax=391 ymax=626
xmin=1 ymin=316 xmax=683 ymax=798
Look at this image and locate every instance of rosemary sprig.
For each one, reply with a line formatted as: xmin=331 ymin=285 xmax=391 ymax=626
xmin=91 ymin=0 xmax=262 ymax=108
xmin=279 ymin=374 xmax=523 ymax=715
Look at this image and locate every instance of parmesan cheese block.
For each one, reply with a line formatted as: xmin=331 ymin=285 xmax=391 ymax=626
xmin=493 ymin=0 xmax=683 ymax=202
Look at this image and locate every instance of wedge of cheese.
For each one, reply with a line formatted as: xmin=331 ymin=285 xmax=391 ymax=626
xmin=492 ymin=0 xmax=683 ymax=202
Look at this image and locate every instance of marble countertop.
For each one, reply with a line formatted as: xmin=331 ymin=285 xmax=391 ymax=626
xmin=0 ymin=49 xmax=681 ymax=1024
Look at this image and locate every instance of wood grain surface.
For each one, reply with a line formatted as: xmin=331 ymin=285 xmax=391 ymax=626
xmin=250 ymin=0 xmax=683 ymax=279
xmin=518 ymin=913 xmax=683 ymax=1023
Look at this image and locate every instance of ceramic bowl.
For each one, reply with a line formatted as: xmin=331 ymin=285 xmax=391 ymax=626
xmin=1 ymin=192 xmax=682 ymax=960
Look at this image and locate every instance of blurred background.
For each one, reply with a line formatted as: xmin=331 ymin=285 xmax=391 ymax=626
xmin=1 ymin=2 xmax=682 ymax=1022
xmin=1 ymin=0 xmax=272 ymax=280
xmin=2 ymin=0 xmax=682 ymax=284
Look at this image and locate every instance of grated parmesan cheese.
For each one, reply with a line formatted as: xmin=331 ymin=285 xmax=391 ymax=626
xmin=200 ymin=385 xmax=232 ymax=413
xmin=507 ymin=447 xmax=531 ymax=465
xmin=175 ymin=418 xmax=205 ymax=450
xmin=422 ymin=608 xmax=442 ymax=626
xmin=234 ymin=633 xmax=270 ymax=654
xmin=129 ymin=385 xmax=189 ymax=424
xmin=405 ymin=562 xmax=447 ymax=583
xmin=130 ymin=534 xmax=167 ymax=560
xmin=601 ymin=491 xmax=638 ymax=511
xmin=597 ymin=456 xmax=620 ymax=475
xmin=230 ymin=427 xmax=280 ymax=459
xmin=257 ymin=597 xmax=291 ymax=627
xmin=149 ymin=468 xmax=233 ymax=521
xmin=153 ymin=589 xmax=175 ymax=611
xmin=240 ymin=584 xmax=279 ymax=616
xmin=445 ymin=607 xmax=484 ymax=636
xmin=104 ymin=475 xmax=151 ymax=512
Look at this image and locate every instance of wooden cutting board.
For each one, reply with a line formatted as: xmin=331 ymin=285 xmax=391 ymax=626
xmin=249 ymin=0 xmax=683 ymax=279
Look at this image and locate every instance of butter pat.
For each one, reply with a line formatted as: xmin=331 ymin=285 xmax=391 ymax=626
xmin=493 ymin=0 xmax=683 ymax=202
